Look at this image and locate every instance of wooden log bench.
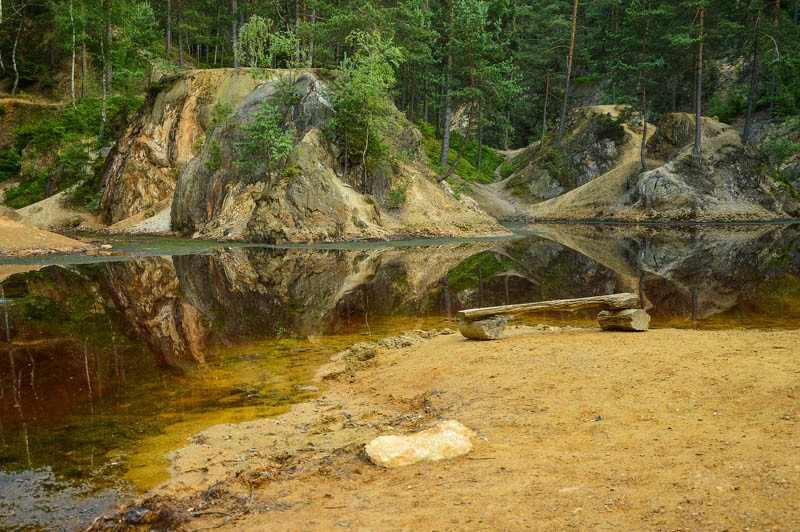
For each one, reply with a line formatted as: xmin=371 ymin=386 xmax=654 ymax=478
xmin=457 ymin=293 xmax=650 ymax=340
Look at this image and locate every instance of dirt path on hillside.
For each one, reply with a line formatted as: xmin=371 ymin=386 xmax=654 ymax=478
xmin=95 ymin=326 xmax=799 ymax=530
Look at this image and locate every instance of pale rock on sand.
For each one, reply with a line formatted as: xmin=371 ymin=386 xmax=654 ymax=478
xmin=365 ymin=420 xmax=475 ymax=468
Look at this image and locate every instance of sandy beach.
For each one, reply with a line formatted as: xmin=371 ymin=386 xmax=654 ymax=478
xmin=93 ymin=325 xmax=800 ymax=530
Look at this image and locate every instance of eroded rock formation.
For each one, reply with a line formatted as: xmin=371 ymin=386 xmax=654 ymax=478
xmin=100 ymin=69 xmax=505 ymax=242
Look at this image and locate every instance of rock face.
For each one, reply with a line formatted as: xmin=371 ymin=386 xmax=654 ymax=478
xmin=630 ymin=114 xmax=787 ymax=220
xmin=101 ymin=68 xmax=505 ymax=242
xmin=525 ymin=111 xmax=799 ymax=221
xmin=104 ymin=258 xmax=211 ymax=369
xmin=502 ymin=106 xmax=632 ymax=203
xmin=365 ymin=420 xmax=475 ymax=468
xmin=101 ymin=70 xmax=263 ymax=224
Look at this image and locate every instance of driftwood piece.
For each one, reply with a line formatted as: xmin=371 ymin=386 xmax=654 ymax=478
xmin=458 ymin=317 xmax=508 ymax=340
xmin=597 ymin=309 xmax=651 ymax=331
xmin=457 ymin=293 xmax=640 ymax=322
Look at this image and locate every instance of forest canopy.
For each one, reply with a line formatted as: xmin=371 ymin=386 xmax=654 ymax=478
xmin=1 ymin=1 xmax=798 ymax=157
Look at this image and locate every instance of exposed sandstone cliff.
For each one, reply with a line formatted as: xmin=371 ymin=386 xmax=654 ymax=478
xmin=100 ymin=69 xmax=506 ymax=242
xmin=520 ymin=111 xmax=798 ymax=221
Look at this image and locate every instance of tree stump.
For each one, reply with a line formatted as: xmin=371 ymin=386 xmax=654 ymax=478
xmin=458 ymin=317 xmax=508 ymax=340
xmin=597 ymin=309 xmax=650 ymax=331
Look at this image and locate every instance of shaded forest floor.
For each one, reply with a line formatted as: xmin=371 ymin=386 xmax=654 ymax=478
xmin=95 ymin=326 xmax=799 ymax=530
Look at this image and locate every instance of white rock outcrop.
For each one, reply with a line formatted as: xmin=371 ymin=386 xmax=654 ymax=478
xmin=365 ymin=420 xmax=475 ymax=468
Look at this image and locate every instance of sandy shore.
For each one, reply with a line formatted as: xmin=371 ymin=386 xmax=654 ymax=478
xmin=95 ymin=326 xmax=799 ymax=530
xmin=0 ymin=216 xmax=91 ymax=256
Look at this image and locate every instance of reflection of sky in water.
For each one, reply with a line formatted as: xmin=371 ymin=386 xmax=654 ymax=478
xmin=0 ymin=468 xmax=129 ymax=530
xmin=0 ymin=224 xmax=799 ymax=528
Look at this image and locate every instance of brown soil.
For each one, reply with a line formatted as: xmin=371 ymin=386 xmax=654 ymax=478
xmin=0 ymin=216 xmax=91 ymax=256
xmin=98 ymin=326 xmax=800 ymax=530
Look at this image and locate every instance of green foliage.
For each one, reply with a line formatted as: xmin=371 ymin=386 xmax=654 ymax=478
xmin=763 ymin=136 xmax=800 ymax=166
xmin=498 ymin=149 xmax=536 ymax=179
xmin=447 ymin=251 xmax=517 ymax=292
xmin=3 ymin=171 xmax=48 ymax=209
xmin=419 ymin=122 xmax=499 ymax=184
xmin=3 ymin=95 xmax=141 ymax=208
xmin=0 ymin=149 xmax=22 ymax=182
xmin=212 ymin=100 xmax=236 ymax=128
xmin=282 ymin=166 xmax=302 ymax=180
xmin=330 ymin=30 xmax=403 ymax=183
xmin=386 ymin=182 xmax=408 ymax=208
xmin=706 ymin=85 xmax=748 ymax=124
xmin=274 ymin=77 xmax=302 ymax=110
xmin=236 ymin=15 xmax=274 ymax=68
xmin=236 ymin=100 xmax=294 ymax=179
xmin=205 ymin=138 xmax=224 ymax=171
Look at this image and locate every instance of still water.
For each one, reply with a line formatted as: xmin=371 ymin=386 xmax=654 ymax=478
xmin=1 ymin=223 xmax=799 ymax=529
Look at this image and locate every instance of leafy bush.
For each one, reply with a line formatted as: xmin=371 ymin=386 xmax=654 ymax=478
xmin=386 ymin=182 xmax=408 ymax=208
xmin=418 ymin=121 xmax=503 ymax=184
xmin=212 ymin=100 xmax=236 ymax=128
xmin=236 ymin=100 xmax=294 ymax=179
xmin=3 ymin=171 xmax=48 ymax=208
xmin=205 ymin=139 xmax=224 ymax=170
xmin=763 ymin=136 xmax=800 ymax=166
xmin=0 ymin=148 xmax=21 ymax=182
xmin=706 ymin=85 xmax=748 ymax=125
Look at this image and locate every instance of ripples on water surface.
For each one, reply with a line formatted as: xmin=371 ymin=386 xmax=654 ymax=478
xmin=1 ymin=223 xmax=798 ymax=529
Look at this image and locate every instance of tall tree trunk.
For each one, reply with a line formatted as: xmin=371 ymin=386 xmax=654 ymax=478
xmin=476 ymin=101 xmax=484 ymax=171
xmin=423 ymin=77 xmax=429 ymax=123
xmin=70 ymin=0 xmax=77 ymax=111
xmin=80 ymin=5 xmax=87 ymax=99
xmin=106 ymin=5 xmax=112 ymax=90
xmin=639 ymin=1 xmax=651 ymax=171
xmin=743 ymin=10 xmax=761 ymax=144
xmin=503 ymin=108 xmax=511 ymax=150
xmin=81 ymin=40 xmax=87 ymax=98
xmin=309 ymin=8 xmax=316 ymax=65
xmin=166 ymin=0 xmax=172 ymax=62
xmin=440 ymin=100 xmax=477 ymax=181
xmin=100 ymin=28 xmax=108 ymax=140
xmin=231 ymin=0 xmax=239 ymax=67
xmin=177 ymin=0 xmax=184 ymax=68
xmin=11 ymin=19 xmax=21 ymax=96
xmin=693 ymin=4 xmax=704 ymax=155
xmin=440 ymin=0 xmax=454 ymax=168
xmin=541 ymin=70 xmax=550 ymax=145
xmin=294 ymin=0 xmax=300 ymax=66
xmin=439 ymin=52 xmax=452 ymax=169
xmin=557 ymin=0 xmax=579 ymax=146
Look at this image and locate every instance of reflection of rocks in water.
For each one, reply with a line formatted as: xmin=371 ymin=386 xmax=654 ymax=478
xmin=444 ymin=238 xmax=629 ymax=311
xmin=105 ymin=258 xmax=210 ymax=369
xmin=171 ymin=244 xmax=491 ymax=341
xmin=528 ymin=223 xmax=800 ymax=321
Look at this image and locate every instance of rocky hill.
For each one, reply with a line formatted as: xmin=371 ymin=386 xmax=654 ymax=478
xmin=99 ymin=68 xmax=506 ymax=243
xmin=491 ymin=107 xmax=799 ymax=222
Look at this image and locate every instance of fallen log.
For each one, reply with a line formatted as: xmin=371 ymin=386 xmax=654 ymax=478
xmin=457 ymin=293 xmax=640 ymax=322
xmin=597 ymin=309 xmax=650 ymax=331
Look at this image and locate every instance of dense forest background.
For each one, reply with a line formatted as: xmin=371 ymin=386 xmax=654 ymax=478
xmin=1 ymin=0 xmax=799 ymax=208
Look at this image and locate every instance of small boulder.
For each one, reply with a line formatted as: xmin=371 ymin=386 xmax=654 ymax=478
xmin=458 ymin=317 xmax=507 ymax=340
xmin=365 ymin=420 xmax=475 ymax=468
